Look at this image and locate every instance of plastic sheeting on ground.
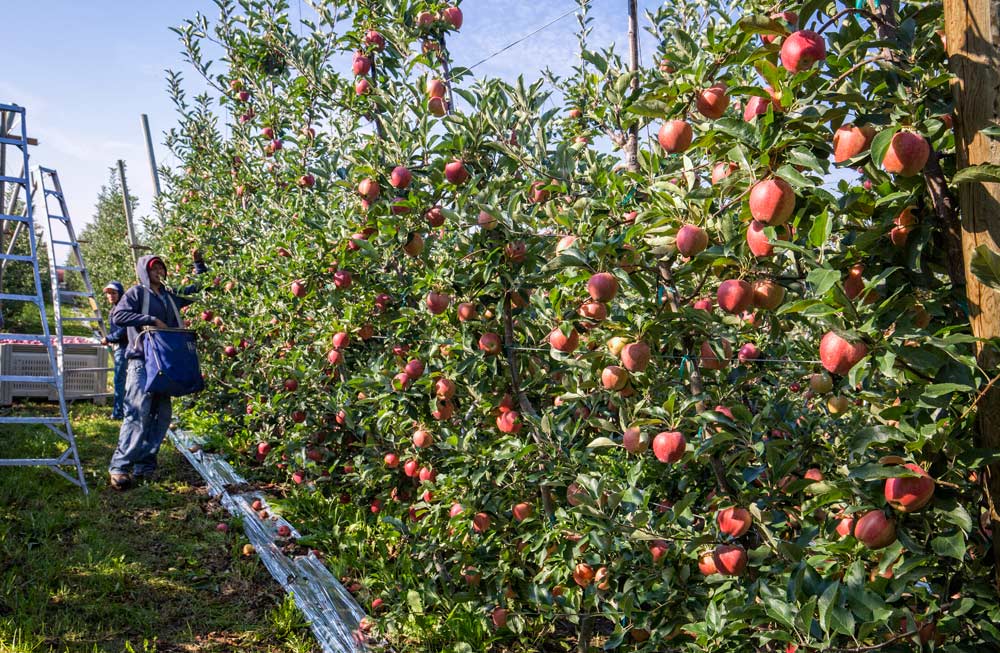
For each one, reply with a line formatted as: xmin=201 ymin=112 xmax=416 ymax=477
xmin=168 ymin=428 xmax=367 ymax=653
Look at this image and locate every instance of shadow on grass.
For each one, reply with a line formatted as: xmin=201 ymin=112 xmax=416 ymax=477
xmin=0 ymin=403 xmax=319 ymax=653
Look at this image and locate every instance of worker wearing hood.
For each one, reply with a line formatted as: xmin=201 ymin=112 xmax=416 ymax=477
xmin=107 ymin=252 xmax=207 ymax=490
xmin=101 ymin=280 xmax=128 ymax=419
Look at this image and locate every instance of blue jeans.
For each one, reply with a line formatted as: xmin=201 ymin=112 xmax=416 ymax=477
xmin=111 ymin=344 xmax=127 ymax=418
xmin=108 ymin=358 xmax=172 ymax=477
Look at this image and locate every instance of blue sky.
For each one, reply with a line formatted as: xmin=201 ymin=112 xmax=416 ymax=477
xmin=2 ymin=1 xmax=660 ymax=238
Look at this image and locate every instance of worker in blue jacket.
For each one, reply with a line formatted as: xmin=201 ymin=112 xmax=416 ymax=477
xmin=108 ymin=252 xmax=206 ymax=490
xmin=101 ymin=281 xmax=128 ymax=419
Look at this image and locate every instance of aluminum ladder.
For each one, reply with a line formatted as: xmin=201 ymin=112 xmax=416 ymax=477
xmin=34 ymin=166 xmax=112 ymax=403
xmin=0 ymin=104 xmax=87 ymax=494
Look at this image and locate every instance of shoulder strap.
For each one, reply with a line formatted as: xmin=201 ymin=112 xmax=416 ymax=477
xmin=140 ymin=287 xmax=182 ymax=327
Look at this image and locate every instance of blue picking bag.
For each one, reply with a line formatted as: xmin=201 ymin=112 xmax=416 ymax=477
xmin=142 ymin=328 xmax=204 ymax=396
xmin=139 ymin=287 xmax=204 ymax=396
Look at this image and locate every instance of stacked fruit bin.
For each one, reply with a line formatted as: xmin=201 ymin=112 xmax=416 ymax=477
xmin=0 ymin=336 xmax=107 ymax=406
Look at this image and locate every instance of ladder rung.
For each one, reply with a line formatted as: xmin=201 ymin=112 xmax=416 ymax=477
xmin=59 ymin=291 xmax=89 ymax=298
xmin=42 ymin=189 xmax=62 ymax=197
xmin=50 ymin=240 xmax=75 ymax=247
xmin=47 ymin=214 xmax=69 ymax=221
xmin=0 ymin=375 xmax=56 ymax=384
xmin=0 ymin=135 xmax=27 ymax=147
xmin=0 ymin=293 xmax=40 ymax=303
xmin=56 ymin=265 xmax=83 ymax=272
xmin=0 ymin=457 xmax=75 ymax=466
xmin=0 ymin=253 xmax=33 ymax=262
xmin=60 ymin=316 xmax=97 ymax=321
xmin=66 ymin=367 xmax=111 ymax=372
xmin=0 ymin=174 xmax=28 ymax=185
xmin=0 ymin=417 xmax=66 ymax=426
xmin=0 ymin=103 xmax=25 ymax=113
xmin=0 ymin=214 xmax=30 ymax=224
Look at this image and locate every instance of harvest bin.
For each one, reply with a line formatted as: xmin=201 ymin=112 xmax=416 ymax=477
xmin=0 ymin=339 xmax=108 ymax=406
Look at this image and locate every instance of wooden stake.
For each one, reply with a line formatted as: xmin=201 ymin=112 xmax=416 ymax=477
xmin=944 ymin=0 xmax=1000 ymax=590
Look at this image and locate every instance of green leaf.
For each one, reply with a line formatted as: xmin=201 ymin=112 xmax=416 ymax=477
xmin=775 ymin=164 xmax=814 ymax=189
xmin=807 ymin=267 xmax=840 ymax=296
xmin=808 ymin=209 xmax=831 ymax=247
xmin=869 ymin=126 xmax=899 ymax=169
xmin=626 ymin=98 xmax=670 ymax=118
xmin=980 ymin=125 xmax=1000 ymax=137
xmin=970 ymin=244 xmax=1000 ymax=291
xmin=931 ymin=530 xmax=966 ymax=560
xmin=921 ymin=382 xmax=975 ymax=397
xmin=953 ymin=164 xmax=1000 ymax=184
xmin=586 ymin=437 xmax=618 ymax=448
xmin=818 ymin=581 xmax=840 ymax=634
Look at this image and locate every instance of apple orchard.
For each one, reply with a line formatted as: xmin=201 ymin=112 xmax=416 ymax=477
xmin=157 ymin=0 xmax=1000 ymax=650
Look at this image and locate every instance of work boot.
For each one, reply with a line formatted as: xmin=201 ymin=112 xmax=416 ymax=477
xmin=109 ymin=473 xmax=132 ymax=491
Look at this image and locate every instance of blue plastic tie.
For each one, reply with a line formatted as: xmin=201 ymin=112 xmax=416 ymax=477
xmin=679 ymin=355 xmax=690 ymax=380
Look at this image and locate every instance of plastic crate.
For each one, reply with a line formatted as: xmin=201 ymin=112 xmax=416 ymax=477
xmin=0 ymin=340 xmax=108 ymax=406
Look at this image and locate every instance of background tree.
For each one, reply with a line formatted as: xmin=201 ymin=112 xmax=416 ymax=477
xmin=68 ymin=165 xmax=141 ymax=293
xmin=0 ymin=190 xmax=52 ymax=331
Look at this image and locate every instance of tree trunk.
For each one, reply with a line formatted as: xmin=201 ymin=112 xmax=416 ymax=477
xmin=625 ymin=0 xmax=640 ymax=173
xmin=943 ymin=0 xmax=1000 ymax=590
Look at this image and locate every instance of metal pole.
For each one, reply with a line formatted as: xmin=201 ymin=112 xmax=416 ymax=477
xmin=140 ymin=114 xmax=163 ymax=220
xmin=116 ymin=160 xmax=140 ymax=268
xmin=625 ymin=0 xmax=640 ymax=173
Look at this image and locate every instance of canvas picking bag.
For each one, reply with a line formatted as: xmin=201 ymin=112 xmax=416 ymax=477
xmin=139 ymin=287 xmax=204 ymax=396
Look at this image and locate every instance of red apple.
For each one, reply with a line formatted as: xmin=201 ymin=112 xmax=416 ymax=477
xmin=416 ymin=10 xmax=435 ymax=28
xmin=696 ymin=82 xmax=730 ymax=119
xmin=477 ymin=210 xmax=498 ymax=230
xmin=657 ymin=119 xmax=693 ymax=153
xmin=277 ymin=524 xmax=292 ymax=537
xmin=578 ymin=301 xmax=608 ymax=321
xmin=711 ymin=161 xmax=737 ymax=184
xmin=352 ymin=52 xmax=371 ymax=76
xmin=496 ymin=409 xmax=521 ymax=433
xmin=457 ymin=302 xmax=477 ymax=321
xmin=698 ymin=551 xmax=718 ymax=575
xmin=425 ymin=205 xmax=445 ymax=227
xmin=676 ymin=224 xmax=709 ymax=257
xmin=835 ymin=516 xmax=855 ymax=538
xmin=257 ymin=442 xmax=271 ymax=456
xmin=426 ymin=78 xmax=446 ymax=98
xmin=549 ymin=327 xmax=580 ymax=353
xmin=738 ymin=343 xmax=762 ymax=362
xmin=854 ymin=510 xmax=896 ymax=549
xmin=717 ymin=279 xmax=753 ymax=314
xmin=333 ymin=270 xmax=352 ymax=289
xmin=444 ymin=159 xmax=469 ymax=185
xmin=752 ymin=279 xmax=786 ymax=310
xmin=649 ymin=539 xmax=669 ymax=564
xmin=652 ymin=431 xmax=686 ymax=463
xmin=746 ymin=220 xmax=791 ymax=258
xmin=832 ymin=124 xmax=876 ymax=163
xmin=881 ymin=130 xmax=930 ymax=177
xmin=364 ymin=29 xmax=385 ymax=50
xmin=819 ymin=331 xmax=868 ymax=375
xmin=291 ymin=279 xmax=307 ymax=298
xmin=441 ymin=5 xmax=463 ymax=29
xmin=426 ymin=291 xmax=451 ymax=314
xmin=622 ymin=427 xmax=648 ymax=453
xmin=749 ymin=178 xmax=795 ymax=225
xmin=404 ymin=359 xmax=425 ymax=380
xmin=428 ymin=96 xmax=447 ymax=117
xmin=780 ymin=30 xmax=827 ymax=72
xmin=384 ymin=453 xmax=399 ymax=468
xmin=357 ymin=178 xmax=379 ymax=201
xmin=587 ymin=272 xmax=618 ymax=302
xmin=884 ymin=463 xmax=935 ymax=512
xmin=355 ymin=78 xmax=371 ymax=95
xmin=601 ymin=365 xmax=629 ymax=391
xmin=699 ymin=339 xmax=732 ymax=370
xmin=711 ymin=544 xmax=748 ymax=576
xmin=479 ymin=333 xmax=502 ymax=355
xmin=717 ymin=507 xmax=752 ymax=537
xmin=390 ymin=165 xmax=412 ymax=189
xmin=412 ymin=429 xmax=433 ymax=449
xmin=620 ymin=341 xmax=651 ymax=372
xmin=472 ymin=512 xmax=491 ymax=533
xmin=512 ymin=502 xmax=533 ymax=522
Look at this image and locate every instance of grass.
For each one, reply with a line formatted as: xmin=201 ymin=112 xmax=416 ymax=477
xmin=0 ymin=403 xmax=320 ymax=653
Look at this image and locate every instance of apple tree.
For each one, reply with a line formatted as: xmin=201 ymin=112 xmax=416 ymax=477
xmin=155 ymin=0 xmax=1000 ymax=650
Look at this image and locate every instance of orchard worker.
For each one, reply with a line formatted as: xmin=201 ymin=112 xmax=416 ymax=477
xmin=108 ymin=252 xmax=206 ymax=490
xmin=100 ymin=281 xmax=128 ymax=420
